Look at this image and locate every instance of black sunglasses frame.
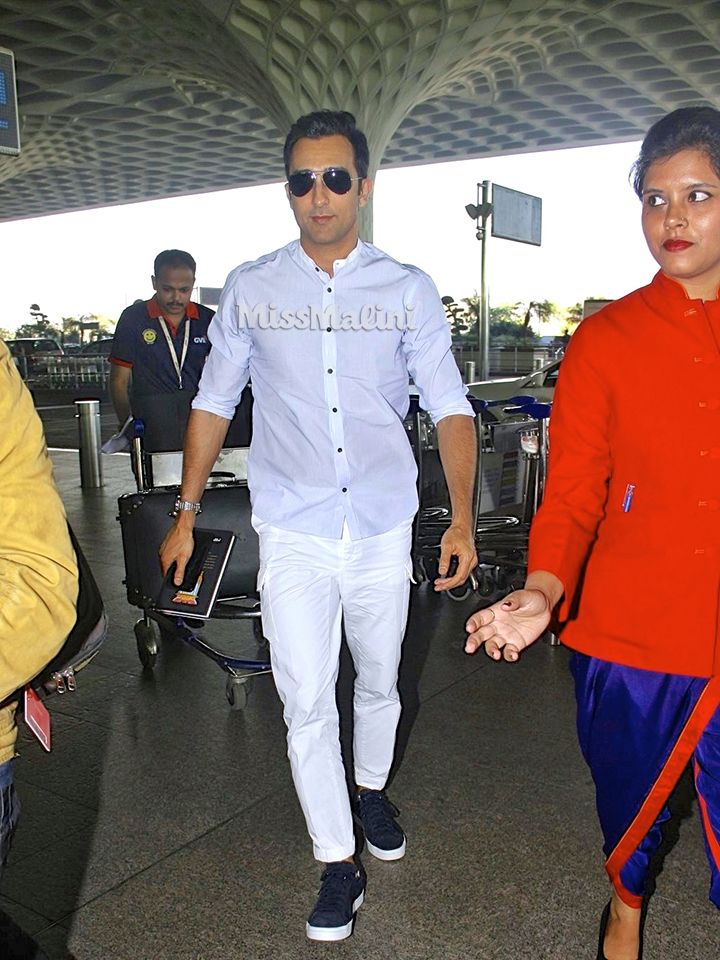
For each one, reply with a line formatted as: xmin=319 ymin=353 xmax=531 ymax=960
xmin=287 ymin=167 xmax=362 ymax=198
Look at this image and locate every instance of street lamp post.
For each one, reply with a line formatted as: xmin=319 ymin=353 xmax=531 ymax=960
xmin=465 ymin=182 xmax=493 ymax=380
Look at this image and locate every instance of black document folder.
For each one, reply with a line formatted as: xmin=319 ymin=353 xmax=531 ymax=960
xmin=156 ymin=528 xmax=236 ymax=619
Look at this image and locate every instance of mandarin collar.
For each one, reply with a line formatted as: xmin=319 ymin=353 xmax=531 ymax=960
xmin=294 ymin=239 xmax=363 ymax=279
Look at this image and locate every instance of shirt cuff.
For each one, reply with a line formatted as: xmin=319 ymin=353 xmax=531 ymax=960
xmin=425 ymin=397 xmax=475 ymax=424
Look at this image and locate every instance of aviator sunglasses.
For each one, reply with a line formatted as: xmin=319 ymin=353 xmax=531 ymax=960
xmin=287 ymin=167 xmax=362 ymax=198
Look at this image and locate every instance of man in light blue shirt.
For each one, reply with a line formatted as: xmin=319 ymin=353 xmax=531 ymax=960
xmin=161 ymin=110 xmax=477 ymax=941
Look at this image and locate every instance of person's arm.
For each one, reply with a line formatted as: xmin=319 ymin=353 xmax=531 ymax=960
xmin=0 ymin=343 xmax=78 ymax=702
xmin=464 ymin=570 xmax=564 ymax=661
xmin=434 ymin=413 xmax=478 ymax=590
xmin=158 ymin=408 xmax=231 ymax=584
xmin=109 ymin=363 xmax=132 ymax=427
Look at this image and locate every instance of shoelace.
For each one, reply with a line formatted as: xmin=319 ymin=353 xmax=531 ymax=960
xmin=358 ymin=792 xmax=400 ymax=834
xmin=315 ymin=866 xmax=358 ymax=912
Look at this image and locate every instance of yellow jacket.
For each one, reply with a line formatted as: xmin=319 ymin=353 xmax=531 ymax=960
xmin=0 ymin=341 xmax=78 ymax=763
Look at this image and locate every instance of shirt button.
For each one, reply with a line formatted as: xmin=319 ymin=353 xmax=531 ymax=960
xmin=327 ymin=368 xmax=333 ymax=374
xmin=332 ymin=407 xmax=338 ymax=413
xmin=337 ymin=447 xmax=343 ymax=453
xmin=327 ymin=286 xmax=332 ymax=293
xmin=341 ymin=487 xmax=347 ymax=493
xmin=326 ymin=327 xmax=332 ymax=332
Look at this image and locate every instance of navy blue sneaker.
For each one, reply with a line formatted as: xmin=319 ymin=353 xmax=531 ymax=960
xmin=305 ymin=861 xmax=366 ymax=941
xmin=355 ymin=789 xmax=406 ymax=861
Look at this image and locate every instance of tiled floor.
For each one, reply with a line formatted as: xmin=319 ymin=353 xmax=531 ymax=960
xmin=1 ymin=451 xmax=717 ymax=959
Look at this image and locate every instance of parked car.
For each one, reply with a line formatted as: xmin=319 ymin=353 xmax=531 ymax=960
xmin=466 ymin=357 xmax=562 ymax=419
xmin=7 ymin=337 xmax=64 ymax=377
xmin=7 ymin=337 xmax=64 ymax=358
xmin=79 ymin=338 xmax=114 ymax=357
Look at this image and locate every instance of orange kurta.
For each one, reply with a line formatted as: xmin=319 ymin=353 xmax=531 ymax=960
xmin=528 ymin=270 xmax=720 ymax=677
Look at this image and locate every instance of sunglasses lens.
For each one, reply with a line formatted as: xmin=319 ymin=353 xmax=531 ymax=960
xmin=323 ymin=168 xmax=353 ymax=194
xmin=288 ymin=172 xmax=314 ymax=197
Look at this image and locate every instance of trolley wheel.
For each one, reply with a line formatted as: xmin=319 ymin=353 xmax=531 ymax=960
xmin=447 ymin=581 xmax=473 ymax=602
xmin=226 ymin=675 xmax=254 ymax=711
xmin=134 ymin=619 xmax=159 ymax=670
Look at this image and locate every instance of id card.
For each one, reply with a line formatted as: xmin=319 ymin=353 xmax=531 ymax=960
xmin=23 ymin=688 xmax=52 ymax=752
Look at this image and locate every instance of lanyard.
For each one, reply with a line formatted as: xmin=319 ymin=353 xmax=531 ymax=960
xmin=158 ymin=317 xmax=190 ymax=389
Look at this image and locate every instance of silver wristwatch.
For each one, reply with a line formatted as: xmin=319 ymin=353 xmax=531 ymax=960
xmin=171 ymin=496 xmax=202 ymax=517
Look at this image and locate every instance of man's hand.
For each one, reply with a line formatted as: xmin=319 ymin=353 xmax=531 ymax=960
xmin=434 ymin=522 xmax=478 ymax=591
xmin=464 ymin=588 xmax=552 ymax=661
xmin=159 ymin=519 xmax=195 ymax=586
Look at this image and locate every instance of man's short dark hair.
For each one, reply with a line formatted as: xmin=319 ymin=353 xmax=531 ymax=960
xmin=153 ymin=249 xmax=197 ymax=277
xmin=283 ymin=110 xmax=370 ymax=179
xmin=631 ymin=106 xmax=720 ymax=197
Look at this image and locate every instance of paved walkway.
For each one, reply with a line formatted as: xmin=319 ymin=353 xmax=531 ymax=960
xmin=0 ymin=451 xmax=716 ymax=959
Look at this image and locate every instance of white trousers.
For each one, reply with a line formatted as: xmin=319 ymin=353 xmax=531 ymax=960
xmin=254 ymin=517 xmax=413 ymax=862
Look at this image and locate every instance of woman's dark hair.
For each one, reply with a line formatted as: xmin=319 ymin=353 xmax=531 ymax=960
xmin=283 ymin=110 xmax=370 ymax=179
xmin=153 ymin=249 xmax=196 ymax=276
xmin=631 ymin=106 xmax=720 ymax=197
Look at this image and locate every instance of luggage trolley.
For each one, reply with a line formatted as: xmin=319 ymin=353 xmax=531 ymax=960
xmin=407 ymin=394 xmax=552 ymax=604
xmin=117 ymin=420 xmax=271 ymax=710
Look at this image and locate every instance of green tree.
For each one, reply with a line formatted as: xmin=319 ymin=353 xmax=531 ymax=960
xmin=562 ymin=302 xmax=583 ymax=336
xmin=14 ymin=319 xmax=63 ymax=340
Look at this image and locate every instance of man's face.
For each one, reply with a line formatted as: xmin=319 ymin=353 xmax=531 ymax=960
xmin=286 ymin=134 xmax=372 ymax=264
xmin=152 ymin=265 xmax=195 ymax=319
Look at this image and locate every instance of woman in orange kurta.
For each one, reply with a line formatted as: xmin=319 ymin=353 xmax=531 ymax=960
xmin=466 ymin=106 xmax=720 ymax=960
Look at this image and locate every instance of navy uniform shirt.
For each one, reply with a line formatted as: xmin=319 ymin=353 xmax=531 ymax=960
xmin=109 ymin=296 xmax=215 ymax=452
xmin=110 ymin=296 xmax=213 ymax=398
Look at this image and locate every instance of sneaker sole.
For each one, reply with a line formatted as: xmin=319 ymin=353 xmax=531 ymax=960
xmin=366 ymin=837 xmax=406 ymax=861
xmin=305 ymin=891 xmax=365 ymax=941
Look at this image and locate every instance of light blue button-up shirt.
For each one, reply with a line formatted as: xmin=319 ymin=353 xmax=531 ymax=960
xmin=193 ymin=239 xmax=473 ymax=538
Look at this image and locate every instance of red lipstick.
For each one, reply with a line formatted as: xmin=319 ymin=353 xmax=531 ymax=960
xmin=663 ymin=239 xmax=692 ymax=251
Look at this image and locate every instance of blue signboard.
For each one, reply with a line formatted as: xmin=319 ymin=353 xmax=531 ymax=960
xmin=0 ymin=47 xmax=21 ymax=156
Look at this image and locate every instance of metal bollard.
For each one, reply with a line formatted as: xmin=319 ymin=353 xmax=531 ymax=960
xmin=74 ymin=399 xmax=104 ymax=488
xmin=464 ymin=360 xmax=476 ymax=383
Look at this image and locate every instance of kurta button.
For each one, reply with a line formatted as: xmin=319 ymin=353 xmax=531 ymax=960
xmin=695 ymin=548 xmax=706 ymax=555
xmin=699 ymin=401 xmax=708 ymax=408
xmin=698 ymin=500 xmax=708 ymax=508
xmin=700 ymin=450 xmax=709 ymax=457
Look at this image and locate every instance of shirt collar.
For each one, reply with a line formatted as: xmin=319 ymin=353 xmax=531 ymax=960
xmin=650 ymin=269 xmax=720 ymax=304
xmin=293 ymin=239 xmax=364 ymax=278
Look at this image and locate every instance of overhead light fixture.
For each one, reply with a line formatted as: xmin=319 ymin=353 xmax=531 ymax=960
xmin=465 ymin=201 xmax=493 ymax=220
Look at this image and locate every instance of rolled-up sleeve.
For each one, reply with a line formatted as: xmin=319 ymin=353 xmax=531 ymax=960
xmin=401 ymin=273 xmax=474 ymax=423
xmin=192 ymin=271 xmax=252 ymax=420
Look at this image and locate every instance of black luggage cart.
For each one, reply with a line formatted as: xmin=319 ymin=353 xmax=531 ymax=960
xmin=117 ymin=424 xmax=270 ymax=710
xmin=406 ymin=394 xmax=552 ymax=605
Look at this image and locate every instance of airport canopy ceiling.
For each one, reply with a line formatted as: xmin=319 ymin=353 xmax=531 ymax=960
xmin=1 ymin=0 xmax=719 ymax=223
